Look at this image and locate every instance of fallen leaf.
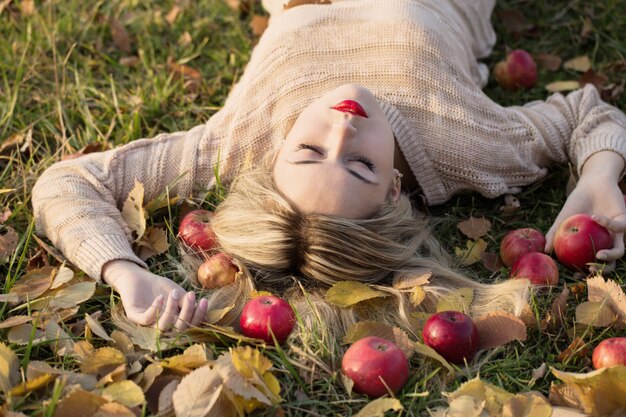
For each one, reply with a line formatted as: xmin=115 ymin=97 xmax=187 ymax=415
xmin=0 ymin=315 xmax=32 ymax=329
xmin=121 ymin=180 xmax=146 ymax=242
xmin=102 ymin=380 xmax=145 ymax=408
xmin=85 ymin=313 xmax=114 ymax=341
xmin=178 ymin=31 xmax=192 ymax=46
xmin=0 ymin=226 xmax=19 ymax=263
xmin=119 ymin=56 xmax=140 ymax=67
xmin=161 ymin=344 xmax=211 ymax=374
xmin=325 ymin=281 xmax=389 ymax=308
xmin=575 ymin=301 xmax=616 ymax=327
xmin=172 ymin=365 xmax=235 ymax=417
xmin=481 ymin=252 xmax=505 ymax=273
xmin=353 ymin=398 xmax=403 ymax=417
xmin=9 ymin=373 xmax=56 ymax=397
xmin=9 ymin=266 xmax=55 ymax=302
xmin=79 ymin=347 xmax=126 ymax=376
xmin=546 ymin=81 xmax=581 ymax=93
xmin=165 ymin=5 xmax=181 ymax=25
xmin=0 ymin=133 xmax=25 ymax=155
xmin=580 ymin=17 xmax=593 ymax=38
xmin=532 ymin=363 xmax=547 ymax=381
xmin=556 ymin=337 xmax=589 ymax=364
xmin=496 ymin=9 xmax=535 ymax=39
xmin=53 ymin=388 xmax=108 ymax=417
xmin=136 ymin=226 xmax=170 ymax=261
xmin=414 ymin=342 xmax=454 ymax=376
xmin=109 ymin=17 xmax=132 ymax=53
xmin=410 ymin=286 xmax=426 ymax=307
xmin=250 ymin=15 xmax=268 ymax=37
xmin=20 ymin=0 xmax=35 ymax=15
xmin=550 ymin=285 xmax=570 ymax=328
xmin=601 ymin=82 xmax=625 ymax=102
xmin=167 ymin=57 xmax=202 ymax=95
xmin=500 ymin=194 xmax=521 ymax=215
xmin=579 ymin=69 xmax=608 ymax=91
xmin=502 ymin=392 xmax=552 ymax=417
xmin=0 ymin=207 xmax=12 ymax=223
xmin=206 ymin=304 xmax=235 ymax=324
xmin=51 ymin=264 xmax=74 ymax=289
xmin=27 ymin=361 xmax=97 ymax=391
xmin=564 ymin=55 xmax=591 ymax=73
xmin=156 ymin=378 xmax=179 ymax=415
xmin=436 ymin=288 xmax=474 ymax=313
xmin=446 ymin=377 xmax=514 ymax=416
xmin=284 ymin=0 xmax=332 ymax=10
xmin=454 ymin=239 xmax=487 ymax=265
xmin=587 ymin=275 xmax=626 ymax=321
xmin=474 ymin=310 xmax=527 ymax=350
xmin=0 ymin=342 xmax=20 ymax=393
xmin=535 ymin=53 xmax=562 ymax=71
xmin=392 ymin=270 xmax=431 ymax=289
xmin=343 ymin=321 xmax=414 ymax=359
xmin=93 ymin=402 xmax=136 ymax=417
xmin=30 ymin=281 xmax=96 ymax=310
xmin=61 ymin=142 xmax=110 ymax=161
xmin=457 ymin=217 xmax=492 ymax=240
xmin=445 ymin=395 xmax=485 ymax=417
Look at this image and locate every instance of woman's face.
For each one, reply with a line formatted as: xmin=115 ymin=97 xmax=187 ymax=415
xmin=273 ymin=84 xmax=400 ymax=219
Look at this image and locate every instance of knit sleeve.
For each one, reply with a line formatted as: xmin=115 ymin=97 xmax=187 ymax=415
xmin=31 ymin=124 xmax=207 ymax=282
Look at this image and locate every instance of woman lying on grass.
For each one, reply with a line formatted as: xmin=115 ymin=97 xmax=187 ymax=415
xmin=32 ymin=0 xmax=626 ymax=343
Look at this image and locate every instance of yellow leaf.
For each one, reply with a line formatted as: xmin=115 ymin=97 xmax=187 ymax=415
xmin=392 ymin=269 xmax=431 ymax=289
xmin=53 ymin=388 xmax=109 ymax=417
xmin=446 ymin=377 xmax=515 ymax=416
xmin=9 ymin=266 xmax=56 ymax=301
xmin=586 ymin=275 xmax=626 ymax=321
xmin=172 ymin=365 xmax=236 ymax=417
xmin=457 ymin=217 xmax=492 ymax=240
xmin=563 ymin=55 xmax=591 ymax=73
xmin=250 ymin=290 xmax=274 ymax=298
xmin=102 ymin=380 xmax=145 ymax=408
xmin=206 ymin=304 xmax=235 ymax=324
xmin=446 ymin=395 xmax=485 ymax=417
xmin=80 ymin=347 xmax=126 ymax=375
xmin=231 ymin=346 xmax=272 ymax=378
xmin=436 ymin=287 xmax=474 ymax=313
xmin=161 ymin=344 xmax=211 ymax=374
xmin=121 ymin=180 xmax=146 ymax=242
xmin=545 ymin=81 xmax=580 ymax=93
xmin=502 ymin=392 xmax=552 ymax=417
xmin=136 ymin=226 xmax=170 ymax=261
xmin=410 ymin=286 xmax=427 ymax=307
xmin=0 ymin=342 xmax=20 ymax=393
xmin=414 ymin=342 xmax=454 ymax=376
xmin=10 ymin=373 xmax=56 ymax=397
xmin=353 ymin=398 xmax=404 ymax=417
xmin=30 ymin=281 xmax=96 ymax=310
xmin=475 ymin=310 xmax=527 ymax=350
xmin=51 ymin=264 xmax=74 ymax=289
xmin=454 ymin=239 xmax=487 ymax=265
xmin=343 ymin=321 xmax=414 ymax=359
xmin=575 ymin=301 xmax=616 ymax=327
xmin=94 ymin=402 xmax=136 ymax=417
xmin=85 ymin=313 xmax=113 ymax=341
xmin=325 ymin=281 xmax=389 ymax=308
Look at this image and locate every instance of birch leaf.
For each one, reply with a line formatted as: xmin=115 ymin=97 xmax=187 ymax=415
xmin=30 ymin=281 xmax=96 ymax=310
xmin=325 ymin=281 xmax=388 ymax=308
xmin=546 ymin=81 xmax=580 ymax=93
xmin=343 ymin=321 xmax=414 ymax=359
xmin=414 ymin=342 xmax=454 ymax=375
xmin=454 ymin=239 xmax=488 ymax=265
xmin=102 ymin=380 xmax=145 ymax=408
xmin=0 ymin=225 xmax=19 ymax=262
xmin=9 ymin=266 xmax=55 ymax=301
xmin=9 ymin=373 xmax=56 ymax=397
xmin=51 ymin=264 xmax=74 ymax=289
xmin=575 ymin=301 xmax=616 ymax=327
xmin=446 ymin=396 xmax=485 ymax=417
xmin=474 ymin=310 xmax=527 ymax=350
xmin=136 ymin=226 xmax=169 ymax=261
xmin=353 ymin=398 xmax=403 ymax=417
xmin=563 ymin=55 xmax=591 ymax=72
xmin=410 ymin=286 xmax=426 ymax=307
xmin=53 ymin=388 xmax=108 ymax=417
xmin=94 ymin=402 xmax=136 ymax=417
xmin=85 ymin=313 xmax=114 ymax=341
xmin=436 ymin=288 xmax=474 ymax=313
xmin=446 ymin=377 xmax=515 ymax=416
xmin=79 ymin=347 xmax=126 ymax=375
xmin=172 ymin=365 xmax=235 ymax=417
xmin=0 ymin=315 xmax=32 ymax=329
xmin=161 ymin=344 xmax=211 ymax=374
xmin=109 ymin=17 xmax=132 ymax=53
xmin=587 ymin=275 xmax=626 ymax=321
xmin=457 ymin=217 xmax=492 ymax=240
xmin=502 ymin=392 xmax=552 ymax=417
xmin=0 ymin=342 xmax=20 ymax=393
xmin=121 ymin=180 xmax=146 ymax=242
xmin=392 ymin=270 xmax=431 ymax=289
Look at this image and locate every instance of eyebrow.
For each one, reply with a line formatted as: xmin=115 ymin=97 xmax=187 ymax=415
xmin=288 ymin=160 xmax=377 ymax=185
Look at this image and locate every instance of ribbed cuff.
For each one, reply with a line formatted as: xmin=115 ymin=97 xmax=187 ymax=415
xmin=575 ymin=134 xmax=626 ymax=178
xmin=74 ymin=233 xmax=149 ymax=282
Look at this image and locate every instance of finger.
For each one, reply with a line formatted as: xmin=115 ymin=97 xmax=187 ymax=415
xmin=596 ymin=232 xmax=625 ymax=262
xmin=173 ymin=292 xmax=197 ymax=332
xmin=592 ymin=214 xmax=626 ymax=234
xmin=189 ymin=298 xmax=209 ymax=327
xmin=157 ymin=289 xmax=182 ymax=332
xmin=132 ymin=295 xmax=165 ymax=326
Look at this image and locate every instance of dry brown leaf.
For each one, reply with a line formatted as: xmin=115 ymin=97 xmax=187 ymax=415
xmin=157 ymin=378 xmax=179 ymax=415
xmin=250 ymin=15 xmax=268 ymax=37
xmin=9 ymin=266 xmax=55 ymax=302
xmin=343 ymin=321 xmax=414 ymax=359
xmin=579 ymin=69 xmax=608 ymax=91
xmin=501 ymin=392 xmax=552 ymax=417
xmin=145 ymin=374 xmax=179 ymax=414
xmin=410 ymin=286 xmax=426 ymax=308
xmin=546 ymin=81 xmax=581 ymax=93
xmin=0 ymin=315 xmax=31 ymax=329
xmin=85 ymin=312 xmax=114 ymax=341
xmin=7 ymin=323 xmax=45 ymax=345
xmin=165 ymin=5 xmax=181 ymax=25
xmin=109 ymin=17 xmax=132 ymax=53
xmin=102 ymin=380 xmax=145 ymax=408
xmin=51 ymin=264 xmax=74 ymax=289
xmin=457 ymin=217 xmax=492 ymax=240
xmin=496 ymin=10 xmax=534 ymax=39
xmin=0 ymin=207 xmax=12 ymax=224
xmin=556 ymin=337 xmax=589 ymax=363
xmin=564 ymin=55 xmax=591 ymax=73
xmin=414 ymin=342 xmax=454 ymax=376
xmin=587 ymin=275 xmax=626 ymax=321
xmin=30 ymin=281 xmax=96 ymax=310
xmin=601 ymin=82 xmax=625 ymax=102
xmin=93 ymin=402 xmax=136 ymax=417
xmin=136 ymin=226 xmax=170 ymax=261
xmin=392 ymin=270 xmax=431 ymax=289
xmin=580 ymin=17 xmax=593 ymax=38
xmin=178 ymin=31 xmax=193 ymax=46
xmin=0 ymin=342 xmax=20 ymax=394
xmin=32 ymin=234 xmax=68 ymax=265
xmin=80 ymin=347 xmax=126 ymax=376
xmin=353 ymin=398 xmax=403 ymax=417
xmin=535 ymin=53 xmax=562 ymax=71
xmin=206 ymin=304 xmax=235 ymax=324
xmin=551 ymin=285 xmax=570 ymax=326
xmin=446 ymin=377 xmax=514 ymax=416
xmin=119 ymin=56 xmax=140 ymax=67
xmin=61 ymin=142 xmax=110 ymax=161
xmin=9 ymin=373 xmax=55 ymax=397
xmin=325 ymin=281 xmax=388 ymax=308
xmin=474 ymin=310 xmax=527 ymax=350
xmin=121 ymin=180 xmax=146 ymax=242
xmin=284 ymin=0 xmax=332 ymax=9
xmin=481 ymin=251 xmax=505 ymax=273
xmin=172 ymin=365 xmax=234 ymax=417
xmin=575 ymin=301 xmax=616 ymax=327
xmin=167 ymin=57 xmax=202 ymax=95
xmin=53 ymin=388 xmax=109 ymax=417
xmin=0 ymin=225 xmax=19 ymax=262
xmin=454 ymin=239 xmax=488 ymax=265
xmin=0 ymin=133 xmax=25 ymax=155
xmin=27 ymin=361 xmax=97 ymax=391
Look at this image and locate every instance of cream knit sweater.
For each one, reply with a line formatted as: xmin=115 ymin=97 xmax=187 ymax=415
xmin=32 ymin=0 xmax=626 ymax=281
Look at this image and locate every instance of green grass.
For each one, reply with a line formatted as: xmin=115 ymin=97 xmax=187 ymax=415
xmin=1 ymin=0 xmax=626 ymax=415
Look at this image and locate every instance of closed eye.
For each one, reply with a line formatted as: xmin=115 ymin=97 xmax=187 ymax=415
xmin=297 ymin=143 xmax=375 ymax=172
xmin=296 ymin=143 xmax=323 ymax=154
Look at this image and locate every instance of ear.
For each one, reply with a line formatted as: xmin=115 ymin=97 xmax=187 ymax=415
xmin=390 ymin=169 xmax=402 ymax=204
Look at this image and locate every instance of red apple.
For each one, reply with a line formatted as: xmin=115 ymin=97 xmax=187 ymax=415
xmin=592 ymin=337 xmax=626 ymax=369
xmin=240 ymin=295 xmax=296 ymax=344
xmin=509 ymin=252 xmax=559 ymax=287
xmin=422 ymin=311 xmax=478 ymax=364
xmin=553 ymin=214 xmax=612 ymax=271
xmin=197 ymin=253 xmax=239 ymax=289
xmin=494 ymin=49 xmax=537 ymax=91
xmin=341 ymin=336 xmax=409 ymax=398
xmin=178 ymin=209 xmax=217 ymax=251
xmin=499 ymin=228 xmax=546 ymax=267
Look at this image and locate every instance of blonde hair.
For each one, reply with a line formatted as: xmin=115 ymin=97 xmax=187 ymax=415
xmin=178 ymin=152 xmax=530 ymax=376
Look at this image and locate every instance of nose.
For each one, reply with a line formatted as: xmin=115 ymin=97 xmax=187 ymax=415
xmin=327 ymin=119 xmax=357 ymax=159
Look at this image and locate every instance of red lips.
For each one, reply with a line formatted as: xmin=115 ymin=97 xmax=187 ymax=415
xmin=331 ymin=100 xmax=368 ymax=118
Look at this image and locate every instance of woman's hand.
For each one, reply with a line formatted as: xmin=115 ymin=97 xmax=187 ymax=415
xmin=102 ymin=260 xmax=208 ymax=332
xmin=545 ymin=151 xmax=626 ymax=269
